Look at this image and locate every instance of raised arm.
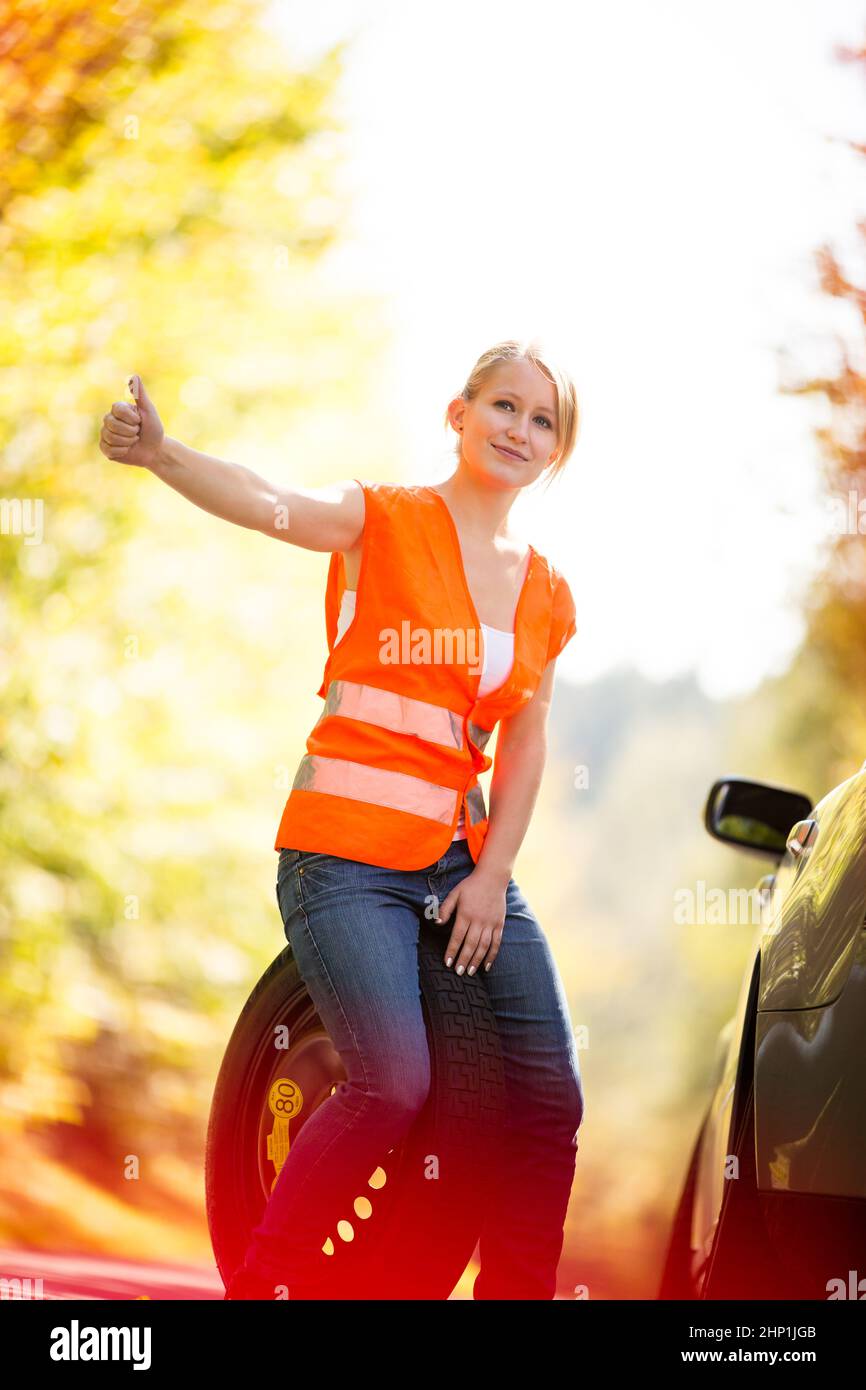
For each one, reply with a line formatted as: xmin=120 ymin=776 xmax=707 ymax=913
xmin=99 ymin=374 xmax=365 ymax=553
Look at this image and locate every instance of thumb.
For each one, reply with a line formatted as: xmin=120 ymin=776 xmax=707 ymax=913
xmin=127 ymin=374 xmax=149 ymax=412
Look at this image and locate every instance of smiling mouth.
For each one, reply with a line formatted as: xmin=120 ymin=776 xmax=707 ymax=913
xmin=493 ymin=444 xmax=526 ymax=460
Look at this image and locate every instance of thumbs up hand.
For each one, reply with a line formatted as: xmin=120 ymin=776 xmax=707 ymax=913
xmin=99 ymin=374 xmax=165 ymax=469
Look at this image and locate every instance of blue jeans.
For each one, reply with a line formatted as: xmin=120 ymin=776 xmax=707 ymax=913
xmin=243 ymin=837 xmax=585 ymax=1300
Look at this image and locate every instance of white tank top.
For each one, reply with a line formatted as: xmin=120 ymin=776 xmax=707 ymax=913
xmin=333 ymin=589 xmax=514 ymax=841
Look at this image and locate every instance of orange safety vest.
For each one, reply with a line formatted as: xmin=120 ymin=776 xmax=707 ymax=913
xmin=274 ymin=481 xmax=577 ymax=871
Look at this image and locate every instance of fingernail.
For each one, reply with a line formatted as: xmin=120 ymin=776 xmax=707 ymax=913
xmin=445 ymin=956 xmax=452 ymax=968
xmin=485 ymin=963 xmax=491 ymax=971
xmin=456 ymin=965 xmax=464 ymax=976
xmin=467 ymin=966 xmax=475 ymax=976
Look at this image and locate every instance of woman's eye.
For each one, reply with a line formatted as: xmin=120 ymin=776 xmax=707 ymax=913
xmin=494 ymin=400 xmax=552 ymax=429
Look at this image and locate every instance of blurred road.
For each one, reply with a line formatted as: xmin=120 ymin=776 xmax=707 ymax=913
xmin=0 ymin=1247 xmax=224 ymax=1300
xmin=0 ymin=1248 xmax=481 ymax=1299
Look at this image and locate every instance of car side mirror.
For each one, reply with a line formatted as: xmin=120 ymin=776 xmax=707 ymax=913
xmin=703 ymin=777 xmax=813 ymax=860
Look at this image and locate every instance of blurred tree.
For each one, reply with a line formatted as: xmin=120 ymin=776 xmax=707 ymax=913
xmin=0 ymin=0 xmax=394 ymax=1254
xmin=769 ymin=33 xmax=866 ymax=782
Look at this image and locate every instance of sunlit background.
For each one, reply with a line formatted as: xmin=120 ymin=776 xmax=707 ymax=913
xmin=270 ymin=0 xmax=866 ymax=699
xmin=3 ymin=0 xmax=866 ymax=1299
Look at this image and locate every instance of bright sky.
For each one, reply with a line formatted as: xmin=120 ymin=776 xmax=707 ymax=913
xmin=265 ymin=0 xmax=866 ymax=698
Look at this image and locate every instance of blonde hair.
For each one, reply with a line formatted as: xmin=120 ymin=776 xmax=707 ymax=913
xmin=443 ymin=337 xmax=580 ymax=489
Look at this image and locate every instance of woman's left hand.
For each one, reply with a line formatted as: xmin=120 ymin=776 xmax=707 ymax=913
xmin=436 ymin=867 xmax=507 ymax=975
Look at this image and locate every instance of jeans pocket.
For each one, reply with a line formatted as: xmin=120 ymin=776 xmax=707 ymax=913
xmin=277 ymin=848 xmax=300 ymax=889
xmin=276 ymin=858 xmax=302 ymax=929
xmin=294 ymin=851 xmax=352 ymax=903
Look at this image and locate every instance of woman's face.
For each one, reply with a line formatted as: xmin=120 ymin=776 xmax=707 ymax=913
xmin=450 ymin=358 xmax=560 ymax=491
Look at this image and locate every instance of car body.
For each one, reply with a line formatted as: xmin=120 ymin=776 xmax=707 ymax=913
xmin=660 ymin=767 xmax=866 ymax=1299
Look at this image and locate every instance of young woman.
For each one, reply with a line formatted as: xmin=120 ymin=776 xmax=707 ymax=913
xmin=99 ymin=338 xmax=585 ymax=1301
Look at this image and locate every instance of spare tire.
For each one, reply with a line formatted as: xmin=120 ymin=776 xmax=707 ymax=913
xmin=206 ymin=917 xmax=507 ymax=1300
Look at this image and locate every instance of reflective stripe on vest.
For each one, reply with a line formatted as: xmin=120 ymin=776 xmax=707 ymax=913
xmin=315 ymin=679 xmax=463 ymax=749
xmin=316 ymin=678 xmax=494 ymax=755
xmin=304 ymin=678 xmax=492 ymax=829
xmin=465 ymin=783 xmax=487 ymax=825
xmin=292 ymin=753 xmax=460 ymax=825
